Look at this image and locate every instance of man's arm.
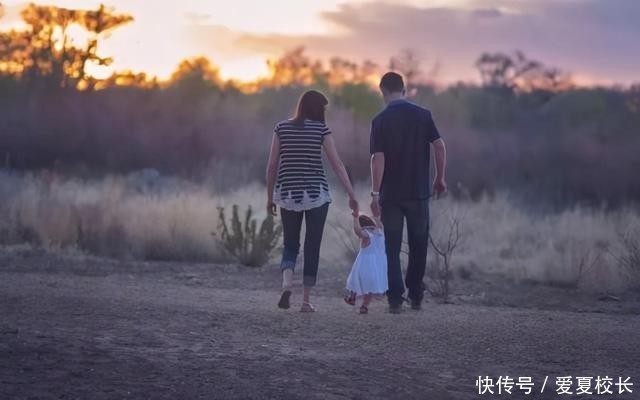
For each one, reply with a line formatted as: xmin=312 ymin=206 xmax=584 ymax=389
xmin=370 ymin=152 xmax=384 ymax=217
xmin=431 ymin=138 xmax=447 ymax=197
xmin=369 ymin=117 xmax=384 ymax=217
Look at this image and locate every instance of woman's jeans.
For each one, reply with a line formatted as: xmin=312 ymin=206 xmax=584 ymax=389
xmin=279 ymin=202 xmax=329 ymax=287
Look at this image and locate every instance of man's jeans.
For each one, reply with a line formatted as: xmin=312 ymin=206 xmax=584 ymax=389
xmin=279 ymin=203 xmax=329 ymax=287
xmin=381 ymin=199 xmax=429 ymax=305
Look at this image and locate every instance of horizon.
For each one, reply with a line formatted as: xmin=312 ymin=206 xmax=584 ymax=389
xmin=1 ymin=0 xmax=639 ymax=87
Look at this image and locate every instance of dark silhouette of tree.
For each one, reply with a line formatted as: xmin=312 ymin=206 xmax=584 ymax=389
xmin=97 ymin=70 xmax=158 ymax=89
xmin=167 ymin=56 xmax=223 ymax=98
xmin=0 ymin=31 xmax=27 ymax=76
xmin=628 ymin=84 xmax=640 ymax=115
xmin=389 ymin=49 xmax=422 ymax=88
xmin=327 ymin=57 xmax=358 ymax=86
xmin=327 ymin=57 xmax=378 ymax=87
xmin=256 ymin=48 xmax=379 ymax=91
xmin=0 ymin=3 xmax=132 ymax=89
xmin=76 ymin=4 xmax=134 ymax=89
xmin=170 ymin=56 xmax=221 ymax=87
xmin=264 ymin=47 xmax=325 ymax=87
xmin=475 ymin=51 xmax=572 ymax=92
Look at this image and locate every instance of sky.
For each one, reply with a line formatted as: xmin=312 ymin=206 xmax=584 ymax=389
xmin=1 ymin=0 xmax=639 ymax=85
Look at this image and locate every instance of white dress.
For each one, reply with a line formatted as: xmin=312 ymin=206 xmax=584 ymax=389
xmin=345 ymin=228 xmax=388 ymax=296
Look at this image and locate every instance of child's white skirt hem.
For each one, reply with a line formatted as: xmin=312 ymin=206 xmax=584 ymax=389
xmin=345 ymin=253 xmax=388 ymax=296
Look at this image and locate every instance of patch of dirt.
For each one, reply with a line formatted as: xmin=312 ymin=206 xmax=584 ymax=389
xmin=1 ymin=248 xmax=639 ymax=399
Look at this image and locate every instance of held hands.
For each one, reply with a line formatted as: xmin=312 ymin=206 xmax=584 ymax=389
xmin=433 ymin=177 xmax=448 ymax=199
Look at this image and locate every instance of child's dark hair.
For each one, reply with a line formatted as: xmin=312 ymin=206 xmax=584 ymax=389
xmin=358 ymin=215 xmax=376 ymax=228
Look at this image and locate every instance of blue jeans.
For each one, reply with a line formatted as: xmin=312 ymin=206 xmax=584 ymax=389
xmin=279 ymin=202 xmax=329 ymax=287
xmin=381 ymin=199 xmax=429 ymax=305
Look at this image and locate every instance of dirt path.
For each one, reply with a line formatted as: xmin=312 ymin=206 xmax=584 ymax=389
xmin=1 ymin=251 xmax=639 ymax=400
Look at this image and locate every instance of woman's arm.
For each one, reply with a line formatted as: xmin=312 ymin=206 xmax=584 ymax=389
xmin=322 ymin=134 xmax=358 ymax=213
xmin=353 ymin=215 xmax=365 ymax=238
xmin=265 ymin=133 xmax=280 ymax=216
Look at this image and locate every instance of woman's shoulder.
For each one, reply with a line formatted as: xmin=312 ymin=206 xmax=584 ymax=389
xmin=275 ymin=119 xmax=295 ymax=129
xmin=276 ymin=119 xmax=327 ymax=128
xmin=276 ymin=119 xmax=330 ymax=136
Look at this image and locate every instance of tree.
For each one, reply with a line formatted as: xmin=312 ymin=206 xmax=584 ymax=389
xmin=0 ymin=3 xmax=132 ymax=89
xmin=389 ymin=49 xmax=422 ymax=88
xmin=0 ymin=29 xmax=30 ymax=76
xmin=327 ymin=57 xmax=378 ymax=87
xmin=263 ymin=47 xmax=325 ymax=87
xmin=97 ymin=70 xmax=158 ymax=89
xmin=169 ymin=56 xmax=221 ymax=88
xmin=76 ymin=4 xmax=134 ymax=89
xmin=475 ymin=51 xmax=572 ymax=92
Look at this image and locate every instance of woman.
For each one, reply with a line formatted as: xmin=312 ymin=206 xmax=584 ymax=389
xmin=266 ymin=90 xmax=358 ymax=312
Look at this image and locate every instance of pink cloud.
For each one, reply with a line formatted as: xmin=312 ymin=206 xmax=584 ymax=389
xmin=230 ymin=0 xmax=640 ymax=85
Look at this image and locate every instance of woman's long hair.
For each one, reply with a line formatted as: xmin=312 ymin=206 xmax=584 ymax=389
xmin=294 ymin=90 xmax=328 ymax=123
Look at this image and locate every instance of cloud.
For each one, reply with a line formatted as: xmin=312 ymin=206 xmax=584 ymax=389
xmin=232 ymin=0 xmax=640 ymax=84
xmin=0 ymin=2 xmax=27 ymax=27
xmin=184 ymin=12 xmax=212 ymax=25
xmin=181 ymin=24 xmax=258 ymax=59
xmin=471 ymin=8 xmax=503 ymax=19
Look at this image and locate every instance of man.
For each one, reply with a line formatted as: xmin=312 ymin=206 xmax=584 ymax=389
xmin=370 ymin=72 xmax=447 ymax=314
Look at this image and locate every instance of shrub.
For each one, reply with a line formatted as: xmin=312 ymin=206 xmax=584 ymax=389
xmin=215 ymin=205 xmax=282 ymax=267
xmin=611 ymin=230 xmax=640 ymax=290
xmin=426 ymin=211 xmax=463 ymax=302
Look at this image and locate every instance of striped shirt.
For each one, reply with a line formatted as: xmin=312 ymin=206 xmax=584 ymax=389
xmin=273 ymin=119 xmax=332 ymax=211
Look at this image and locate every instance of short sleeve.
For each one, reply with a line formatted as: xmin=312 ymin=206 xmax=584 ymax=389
xmin=425 ymin=111 xmax=441 ymax=143
xmin=321 ymin=124 xmax=332 ymax=136
xmin=370 ymin=118 xmax=384 ymax=154
xmin=274 ymin=122 xmax=280 ymax=136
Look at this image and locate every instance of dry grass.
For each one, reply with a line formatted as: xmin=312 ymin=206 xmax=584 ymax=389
xmin=1 ymin=172 xmax=638 ymax=292
xmin=327 ymin=190 xmax=639 ymax=294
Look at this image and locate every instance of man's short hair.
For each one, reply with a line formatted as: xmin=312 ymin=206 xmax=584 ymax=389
xmin=379 ymin=72 xmax=405 ymax=93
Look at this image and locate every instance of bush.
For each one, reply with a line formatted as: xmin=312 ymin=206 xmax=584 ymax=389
xmin=426 ymin=213 xmax=463 ymax=302
xmin=215 ymin=205 xmax=282 ymax=267
xmin=611 ymin=230 xmax=640 ymax=290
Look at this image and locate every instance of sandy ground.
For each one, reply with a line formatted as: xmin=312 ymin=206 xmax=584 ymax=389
xmin=1 ymin=248 xmax=639 ymax=400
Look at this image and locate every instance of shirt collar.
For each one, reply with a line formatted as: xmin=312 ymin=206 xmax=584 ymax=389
xmin=387 ymin=98 xmax=409 ymax=107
